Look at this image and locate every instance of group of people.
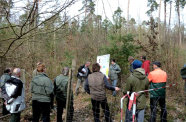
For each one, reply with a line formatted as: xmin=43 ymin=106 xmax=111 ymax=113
xmin=0 ymin=63 xmax=73 ymax=122
xmin=31 ymin=63 xmax=74 ymax=122
xmin=0 ymin=55 xmax=185 ymax=122
xmin=126 ymin=56 xmax=167 ymax=122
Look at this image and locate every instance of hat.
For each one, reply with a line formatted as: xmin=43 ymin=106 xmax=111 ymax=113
xmin=152 ymin=61 xmax=161 ymax=67
xmin=133 ymin=60 xmax=142 ymax=69
xmin=181 ymin=64 xmax=186 ymax=79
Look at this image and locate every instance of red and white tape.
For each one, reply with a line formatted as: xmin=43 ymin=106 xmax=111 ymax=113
xmin=120 ymin=83 xmax=177 ymax=122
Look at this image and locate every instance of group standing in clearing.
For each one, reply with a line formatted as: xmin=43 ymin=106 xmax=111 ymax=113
xmin=0 ymin=55 xmax=185 ymax=122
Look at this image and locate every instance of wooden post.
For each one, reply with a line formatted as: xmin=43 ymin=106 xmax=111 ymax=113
xmin=65 ymin=69 xmax=72 ymax=122
xmin=71 ymin=58 xmax=76 ymax=82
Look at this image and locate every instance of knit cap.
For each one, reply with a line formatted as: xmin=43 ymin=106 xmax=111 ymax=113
xmin=133 ymin=60 xmax=142 ymax=69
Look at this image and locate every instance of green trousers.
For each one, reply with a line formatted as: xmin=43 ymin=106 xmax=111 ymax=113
xmin=10 ymin=112 xmax=20 ymax=122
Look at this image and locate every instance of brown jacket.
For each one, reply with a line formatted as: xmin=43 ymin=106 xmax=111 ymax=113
xmin=88 ymin=72 xmax=105 ymax=101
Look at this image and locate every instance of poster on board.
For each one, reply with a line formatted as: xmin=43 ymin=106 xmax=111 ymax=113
xmin=97 ymin=54 xmax=110 ymax=78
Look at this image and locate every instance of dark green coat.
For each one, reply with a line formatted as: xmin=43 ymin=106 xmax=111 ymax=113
xmin=54 ymin=74 xmax=73 ymax=102
xmin=123 ymin=68 xmax=149 ymax=110
xmin=31 ymin=73 xmax=53 ymax=102
xmin=181 ymin=66 xmax=186 ymax=79
xmin=180 ymin=66 xmax=186 ymax=94
xmin=0 ymin=73 xmax=11 ymax=87
xmin=0 ymin=73 xmax=11 ymax=98
xmin=149 ymin=82 xmax=166 ymax=98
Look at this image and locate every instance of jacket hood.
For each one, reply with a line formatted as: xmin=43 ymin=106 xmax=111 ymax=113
xmin=133 ymin=68 xmax=146 ymax=80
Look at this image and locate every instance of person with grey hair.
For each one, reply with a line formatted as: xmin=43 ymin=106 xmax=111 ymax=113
xmin=54 ymin=67 xmax=74 ymax=122
xmin=2 ymin=68 xmax=25 ymax=122
xmin=75 ymin=62 xmax=91 ymax=95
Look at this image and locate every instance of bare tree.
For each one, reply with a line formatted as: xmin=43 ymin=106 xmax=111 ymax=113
xmin=0 ymin=0 xmax=77 ymax=57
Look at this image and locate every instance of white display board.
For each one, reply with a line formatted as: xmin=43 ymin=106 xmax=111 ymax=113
xmin=97 ymin=54 xmax=110 ymax=78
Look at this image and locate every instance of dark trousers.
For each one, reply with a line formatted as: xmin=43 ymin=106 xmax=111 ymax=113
xmin=91 ymin=98 xmax=112 ymax=122
xmin=2 ymin=98 xmax=10 ymax=115
xmin=150 ymin=97 xmax=167 ymax=122
xmin=10 ymin=112 xmax=20 ymax=122
xmin=57 ymin=99 xmax=74 ymax=122
xmin=32 ymin=100 xmax=51 ymax=122
xmin=125 ymin=108 xmax=145 ymax=122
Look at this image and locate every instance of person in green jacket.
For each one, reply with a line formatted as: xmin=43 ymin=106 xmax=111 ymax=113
xmin=180 ymin=64 xmax=186 ymax=106
xmin=123 ymin=61 xmax=149 ymax=122
xmin=54 ymin=67 xmax=74 ymax=122
xmin=0 ymin=68 xmax=12 ymax=115
xmin=108 ymin=59 xmax=121 ymax=96
xmin=30 ymin=63 xmax=54 ymax=122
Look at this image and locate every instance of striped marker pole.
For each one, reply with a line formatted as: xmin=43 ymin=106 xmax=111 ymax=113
xmin=132 ymin=93 xmax=137 ymax=122
xmin=121 ymin=92 xmax=129 ymax=122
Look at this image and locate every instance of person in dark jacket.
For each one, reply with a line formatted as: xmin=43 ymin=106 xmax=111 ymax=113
xmin=108 ymin=59 xmax=121 ymax=96
xmin=3 ymin=68 xmax=25 ymax=122
xmin=84 ymin=63 xmax=120 ymax=122
xmin=141 ymin=56 xmax=151 ymax=75
xmin=148 ymin=61 xmax=167 ymax=122
xmin=0 ymin=68 xmax=12 ymax=115
xmin=123 ymin=61 xmax=149 ymax=122
xmin=54 ymin=67 xmax=74 ymax=122
xmin=31 ymin=63 xmax=54 ymax=122
xmin=180 ymin=64 xmax=186 ymax=106
xmin=75 ymin=61 xmax=91 ymax=95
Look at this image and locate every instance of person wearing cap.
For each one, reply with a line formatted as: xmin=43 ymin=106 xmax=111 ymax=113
xmin=30 ymin=63 xmax=54 ymax=122
xmin=0 ymin=68 xmax=12 ymax=115
xmin=148 ymin=61 xmax=167 ymax=122
xmin=128 ymin=56 xmax=142 ymax=73
xmin=84 ymin=63 xmax=120 ymax=122
xmin=180 ymin=64 xmax=186 ymax=106
xmin=54 ymin=67 xmax=74 ymax=122
xmin=123 ymin=60 xmax=149 ymax=122
xmin=141 ymin=56 xmax=151 ymax=75
xmin=108 ymin=59 xmax=121 ymax=96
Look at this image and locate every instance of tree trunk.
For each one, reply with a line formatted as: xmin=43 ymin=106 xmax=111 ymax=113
xmin=127 ymin=0 xmax=130 ymax=22
xmin=176 ymin=0 xmax=182 ymax=46
xmin=168 ymin=1 xmax=172 ymax=28
xmin=158 ymin=0 xmax=162 ymax=41
xmin=164 ymin=0 xmax=167 ymax=42
xmin=127 ymin=0 xmax=130 ymax=32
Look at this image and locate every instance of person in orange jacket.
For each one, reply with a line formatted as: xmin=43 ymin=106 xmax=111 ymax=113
xmin=148 ymin=61 xmax=167 ymax=122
